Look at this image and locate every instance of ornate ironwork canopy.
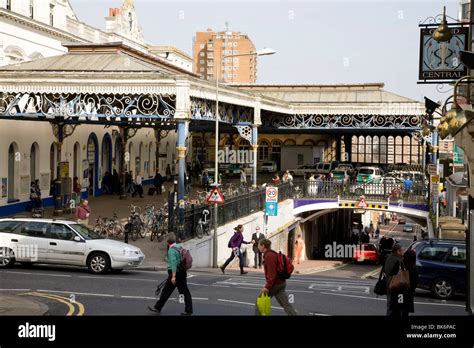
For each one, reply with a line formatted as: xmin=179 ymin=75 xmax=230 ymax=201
xmin=0 ymin=92 xmax=176 ymax=127
xmin=191 ymin=97 xmax=252 ymax=124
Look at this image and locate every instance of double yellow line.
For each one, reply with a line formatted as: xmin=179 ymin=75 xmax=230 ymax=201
xmin=20 ymin=292 xmax=85 ymax=316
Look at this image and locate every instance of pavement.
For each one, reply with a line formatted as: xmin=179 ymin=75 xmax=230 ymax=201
xmin=0 ymin=294 xmax=49 ymax=316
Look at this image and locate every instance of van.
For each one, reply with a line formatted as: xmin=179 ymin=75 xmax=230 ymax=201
xmin=356 ymin=166 xmax=382 ymax=183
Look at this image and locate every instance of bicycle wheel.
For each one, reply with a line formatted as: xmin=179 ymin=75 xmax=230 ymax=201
xmin=150 ymin=229 xmax=156 ymax=241
xmin=138 ymin=222 xmax=146 ymax=238
xmin=195 ymin=224 xmax=204 ymax=239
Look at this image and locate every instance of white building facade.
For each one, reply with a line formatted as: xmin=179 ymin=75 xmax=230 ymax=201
xmin=0 ymin=0 xmax=191 ymax=215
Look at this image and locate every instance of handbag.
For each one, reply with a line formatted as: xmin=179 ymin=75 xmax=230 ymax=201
xmin=374 ymin=266 xmax=387 ymax=296
xmin=388 ymin=261 xmax=410 ymax=292
xmin=256 ymin=293 xmax=272 ymax=316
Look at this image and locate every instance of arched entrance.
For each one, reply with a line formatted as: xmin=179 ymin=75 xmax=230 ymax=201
xmin=102 ymin=134 xmax=112 ymax=175
xmin=30 ymin=142 xmax=39 ymax=182
xmin=87 ymin=134 xmax=99 ymax=196
xmin=7 ymin=143 xmax=19 ymax=202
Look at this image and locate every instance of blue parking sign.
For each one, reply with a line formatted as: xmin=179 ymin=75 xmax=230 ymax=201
xmin=265 ymin=202 xmax=278 ymax=216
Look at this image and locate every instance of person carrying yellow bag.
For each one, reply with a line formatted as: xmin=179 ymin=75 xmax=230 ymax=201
xmin=254 ymin=239 xmax=297 ymax=316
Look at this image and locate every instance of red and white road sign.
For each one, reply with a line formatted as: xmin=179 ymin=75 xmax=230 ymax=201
xmin=356 ymin=197 xmax=368 ymax=208
xmin=266 ymin=187 xmax=278 ymax=202
xmin=207 ymin=188 xmax=225 ymax=204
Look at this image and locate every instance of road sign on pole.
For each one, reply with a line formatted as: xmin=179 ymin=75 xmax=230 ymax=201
xmin=427 ymin=164 xmax=437 ymax=176
xmin=356 ymin=197 xmax=368 ymax=208
xmin=207 ymin=188 xmax=225 ymax=204
xmin=265 ymin=186 xmax=278 ymax=202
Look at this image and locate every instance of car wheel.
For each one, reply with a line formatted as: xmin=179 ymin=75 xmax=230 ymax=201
xmin=87 ymin=252 xmax=110 ymax=274
xmin=431 ymin=278 xmax=455 ymax=300
xmin=0 ymin=248 xmax=15 ymax=268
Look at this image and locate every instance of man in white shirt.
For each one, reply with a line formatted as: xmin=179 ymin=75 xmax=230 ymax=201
xmin=134 ymin=172 xmax=144 ymax=198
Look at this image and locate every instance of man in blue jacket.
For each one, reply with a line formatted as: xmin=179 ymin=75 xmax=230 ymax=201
xmin=149 ymin=237 xmax=193 ymax=315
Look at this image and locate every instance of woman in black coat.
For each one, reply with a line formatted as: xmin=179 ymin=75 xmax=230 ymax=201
xmin=402 ymin=248 xmax=418 ymax=314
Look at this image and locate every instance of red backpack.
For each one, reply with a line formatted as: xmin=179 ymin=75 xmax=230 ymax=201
xmin=172 ymin=246 xmax=193 ymax=271
xmin=271 ymin=250 xmax=294 ymax=280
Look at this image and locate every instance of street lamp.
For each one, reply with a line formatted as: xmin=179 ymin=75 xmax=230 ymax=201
xmin=212 ymin=47 xmax=276 ymax=268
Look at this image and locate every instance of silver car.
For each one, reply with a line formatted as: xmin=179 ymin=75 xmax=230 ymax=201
xmin=0 ymin=218 xmax=145 ymax=274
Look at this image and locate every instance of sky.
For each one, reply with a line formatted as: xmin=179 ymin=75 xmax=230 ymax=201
xmin=69 ymin=0 xmax=463 ymax=103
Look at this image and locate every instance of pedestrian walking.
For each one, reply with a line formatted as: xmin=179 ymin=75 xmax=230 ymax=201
xmin=240 ymin=169 xmax=247 ymax=189
xmin=255 ymin=238 xmax=297 ymax=316
xmin=125 ymin=171 xmax=133 ymax=193
xmin=251 ymin=226 xmax=265 ymax=268
xmin=202 ymin=170 xmax=210 ymax=191
xmin=148 ymin=237 xmax=193 ymax=315
xmin=293 ymin=234 xmax=305 ymax=264
xmin=384 ymin=244 xmax=412 ymax=316
xmin=73 ymin=176 xmax=81 ymax=205
xmin=220 ymin=225 xmax=252 ymax=275
xmin=166 ymin=164 xmax=172 ymax=181
xmin=153 ymin=170 xmax=163 ymax=195
xmin=75 ymin=200 xmax=91 ymax=226
xmin=133 ymin=172 xmax=144 ymax=198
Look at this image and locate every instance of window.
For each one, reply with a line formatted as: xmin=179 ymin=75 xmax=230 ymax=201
xmin=6 ymin=0 xmax=11 ymax=10
xmin=207 ymin=58 xmax=214 ymax=64
xmin=200 ymin=67 xmax=204 ymax=72
xmin=207 ymin=74 xmax=213 ymax=79
xmin=200 ymin=43 xmax=205 ymax=49
xmin=49 ymin=224 xmax=76 ymax=241
xmin=259 ymin=141 xmax=269 ymax=161
xmin=29 ymin=0 xmax=34 ymax=18
xmin=297 ymin=154 xmax=304 ymax=166
xmin=207 ymin=66 xmax=213 ymax=71
xmin=20 ymin=222 xmax=48 ymax=238
xmin=233 ymin=74 xmax=238 ymax=78
xmin=0 ymin=221 xmax=22 ymax=233
xmin=49 ymin=4 xmax=54 ymax=26
xmin=419 ymin=246 xmax=450 ymax=261
xmin=199 ymin=60 xmax=204 ymax=64
xmin=447 ymin=247 xmax=466 ymax=264
xmin=227 ymin=66 xmax=232 ymax=71
xmin=200 ymin=52 xmax=205 ymax=57
xmin=233 ymin=42 xmax=238 ymax=47
xmin=228 ymin=50 xmax=233 ymax=55
xmin=233 ymin=66 xmax=238 ymax=70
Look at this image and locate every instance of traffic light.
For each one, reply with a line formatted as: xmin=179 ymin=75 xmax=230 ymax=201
xmin=424 ymin=97 xmax=441 ymax=117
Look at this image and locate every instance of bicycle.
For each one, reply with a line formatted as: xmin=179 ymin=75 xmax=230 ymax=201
xmin=195 ymin=208 xmax=211 ymax=239
xmin=127 ymin=205 xmax=145 ymax=241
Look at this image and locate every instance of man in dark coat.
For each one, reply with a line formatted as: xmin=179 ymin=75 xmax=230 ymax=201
xmin=251 ymin=226 xmax=265 ymax=268
xmin=153 ymin=170 xmax=163 ymax=195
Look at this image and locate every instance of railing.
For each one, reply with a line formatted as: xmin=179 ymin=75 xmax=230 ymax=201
xmin=296 ymin=180 xmax=428 ymax=204
xmin=170 ymin=183 xmax=294 ymax=241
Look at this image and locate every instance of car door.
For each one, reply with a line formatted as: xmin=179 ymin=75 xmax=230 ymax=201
xmin=46 ymin=224 xmax=86 ymax=265
xmin=16 ymin=221 xmax=51 ymax=263
xmin=0 ymin=220 xmax=29 ymax=261
xmin=417 ymin=245 xmax=451 ymax=287
xmin=445 ymin=246 xmax=467 ymax=293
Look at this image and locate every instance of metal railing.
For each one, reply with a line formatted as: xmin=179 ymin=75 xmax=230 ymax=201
xmin=170 ymin=183 xmax=294 ymax=241
xmin=298 ymin=180 xmax=428 ymax=204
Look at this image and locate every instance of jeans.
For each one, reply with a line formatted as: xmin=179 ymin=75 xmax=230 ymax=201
xmin=222 ymin=249 xmax=244 ymax=272
xmin=154 ymin=270 xmax=193 ymax=314
xmin=255 ymin=282 xmax=297 ymax=316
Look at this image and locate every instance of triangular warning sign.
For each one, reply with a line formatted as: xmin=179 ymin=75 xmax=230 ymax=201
xmin=356 ymin=197 xmax=368 ymax=208
xmin=207 ymin=188 xmax=225 ymax=204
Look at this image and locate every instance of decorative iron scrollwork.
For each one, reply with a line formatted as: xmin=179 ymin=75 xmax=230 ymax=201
xmin=0 ymin=92 xmax=176 ymax=120
xmin=190 ymin=97 xmax=252 ymax=124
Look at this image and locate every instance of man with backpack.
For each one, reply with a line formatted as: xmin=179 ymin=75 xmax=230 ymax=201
xmin=148 ymin=237 xmax=193 ymax=315
xmin=255 ymin=239 xmax=297 ymax=316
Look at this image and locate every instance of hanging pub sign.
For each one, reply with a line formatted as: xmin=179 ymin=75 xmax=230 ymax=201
xmin=419 ymin=26 xmax=469 ymax=82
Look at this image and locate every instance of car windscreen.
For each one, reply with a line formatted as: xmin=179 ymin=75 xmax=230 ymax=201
xmin=263 ymin=162 xmax=274 ymax=166
xmin=323 ymin=164 xmax=331 ymax=170
xmin=359 ymin=169 xmax=374 ymax=175
xmin=70 ymin=224 xmax=101 ymax=240
xmin=332 ymin=171 xmax=345 ymax=176
xmin=0 ymin=221 xmax=23 ymax=233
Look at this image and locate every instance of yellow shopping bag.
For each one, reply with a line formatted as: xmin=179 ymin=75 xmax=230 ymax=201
xmin=257 ymin=293 xmax=272 ymax=316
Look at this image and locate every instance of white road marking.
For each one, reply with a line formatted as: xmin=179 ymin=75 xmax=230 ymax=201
xmin=0 ymin=288 xmax=31 ymax=291
xmin=211 ymin=285 xmax=230 ymax=288
xmin=6 ymin=271 xmax=72 ymax=277
xmin=78 ymin=276 xmax=156 ymax=282
xmin=320 ymin=292 xmax=466 ymax=307
xmin=217 ymin=298 xmax=284 ymax=311
xmin=309 ymin=283 xmax=370 ymax=293
xmin=37 ymin=289 xmax=115 ymax=297
xmin=308 ymin=312 xmax=330 ymax=316
xmin=361 ymin=268 xmax=381 ymax=279
xmin=187 ymin=282 xmax=209 ymax=287
xmin=121 ymin=296 xmax=156 ymax=300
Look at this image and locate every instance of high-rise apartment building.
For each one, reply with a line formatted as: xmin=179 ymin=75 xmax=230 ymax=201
xmin=193 ymin=28 xmax=257 ymax=83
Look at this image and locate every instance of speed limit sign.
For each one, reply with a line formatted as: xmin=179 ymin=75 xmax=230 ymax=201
xmin=266 ymin=187 xmax=278 ymax=203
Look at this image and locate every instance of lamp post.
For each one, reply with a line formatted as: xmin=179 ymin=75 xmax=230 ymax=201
xmin=212 ymin=48 xmax=276 ymax=268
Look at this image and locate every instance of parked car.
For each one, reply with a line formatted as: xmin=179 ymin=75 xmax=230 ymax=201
xmin=398 ymin=218 xmax=406 ymax=224
xmin=201 ymin=162 xmax=216 ymax=181
xmin=352 ymin=243 xmax=379 ymax=264
xmin=260 ymin=161 xmax=278 ymax=173
xmin=288 ymin=164 xmax=315 ymax=177
xmin=314 ymin=161 xmax=339 ymax=176
xmin=408 ymin=239 xmax=466 ymax=300
xmin=0 ymin=218 xmax=145 ymax=274
xmin=403 ymin=223 xmax=413 ymax=232
xmin=356 ymin=166 xmax=383 ymax=183
xmin=330 ymin=168 xmax=350 ymax=185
